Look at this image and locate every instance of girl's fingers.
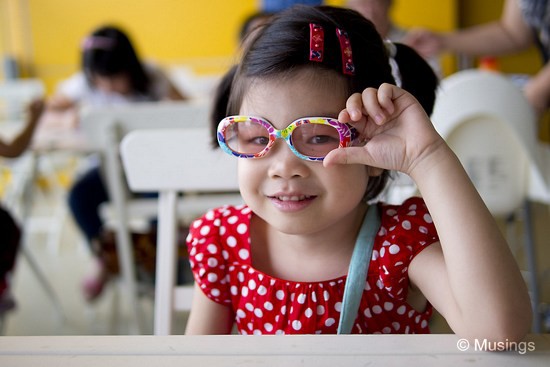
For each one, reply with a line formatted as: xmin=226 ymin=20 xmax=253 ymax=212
xmin=377 ymin=84 xmax=396 ymax=116
xmin=359 ymin=88 xmax=386 ymax=125
xmin=344 ymin=93 xmax=363 ymax=121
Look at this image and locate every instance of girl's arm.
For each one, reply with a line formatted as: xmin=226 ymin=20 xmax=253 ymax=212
xmin=325 ymin=84 xmax=532 ymax=342
xmin=523 ymin=61 xmax=550 ymax=117
xmin=0 ymin=99 xmax=44 ymax=158
xmin=185 ymin=283 xmax=234 ymax=334
xmin=406 ymin=0 xmax=533 ymax=58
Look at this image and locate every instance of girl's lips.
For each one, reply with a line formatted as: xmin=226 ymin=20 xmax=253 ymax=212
xmin=267 ymin=194 xmax=317 ymax=212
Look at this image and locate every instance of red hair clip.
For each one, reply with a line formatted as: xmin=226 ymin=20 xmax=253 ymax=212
xmin=309 ymin=23 xmax=324 ymax=62
xmin=336 ymin=28 xmax=355 ymax=76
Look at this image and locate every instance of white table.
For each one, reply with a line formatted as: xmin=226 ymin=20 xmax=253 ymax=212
xmin=1 ymin=334 xmax=549 ymax=366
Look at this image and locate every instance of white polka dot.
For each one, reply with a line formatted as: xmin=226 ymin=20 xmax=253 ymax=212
xmin=380 ymin=247 xmax=386 ymax=258
xmin=205 ymin=211 xmax=215 ymax=220
xmin=258 ymin=285 xmax=267 ymax=296
xmin=207 ymin=258 xmax=218 ymax=267
xmin=292 ymin=320 xmax=302 ymax=330
xmin=220 ymin=226 xmax=226 ymax=235
xmin=228 ymin=216 xmax=239 ymax=224
xmin=392 ymin=322 xmax=400 ymax=331
xmin=226 ymin=236 xmax=237 ymax=247
xmin=237 ymin=223 xmax=248 ymax=234
xmin=276 ymin=290 xmax=285 ymax=300
xmin=237 ymin=272 xmax=245 ymax=282
xmin=253 ymin=329 xmax=262 ymax=335
xmin=297 ymin=293 xmax=306 ymax=304
xmin=423 ymin=213 xmax=432 ymax=223
xmin=382 ymin=327 xmax=391 ymax=334
xmin=334 ymin=302 xmax=342 ymax=312
xmin=264 ymin=301 xmax=273 ymax=311
xmin=245 ymin=303 xmax=254 ymax=311
xmin=231 ymin=286 xmax=238 ymax=295
xmin=241 ymin=287 xmax=249 ymax=297
xmin=281 ymin=305 xmax=287 ymax=315
xmin=206 ymin=244 xmax=217 ymax=254
xmin=254 ymin=308 xmax=263 ymax=318
xmin=389 ymin=244 xmax=400 ymax=255
xmin=372 ymin=305 xmax=382 ymax=314
xmin=372 ymin=250 xmax=379 ymax=260
xmin=275 ymin=330 xmax=285 ymax=335
xmin=419 ymin=226 xmax=428 ymax=234
xmin=384 ymin=302 xmax=394 ymax=311
xmin=325 ymin=318 xmax=335 ymax=327
xmin=311 ymin=292 xmax=317 ymax=302
xmin=305 ymin=308 xmax=313 ymax=318
xmin=402 ymin=220 xmax=412 ymax=230
xmin=264 ymin=323 xmax=273 ymax=332
xmin=363 ymin=308 xmax=372 ymax=318
xmin=386 ymin=209 xmax=397 ymax=216
xmin=238 ymin=249 xmax=250 ymax=260
xmin=200 ymin=226 xmax=211 ymax=236
xmin=211 ymin=288 xmax=220 ymax=297
xmin=415 ymin=315 xmax=421 ymax=324
xmin=396 ymin=305 xmax=406 ymax=315
xmin=323 ymin=290 xmax=330 ymax=301
xmin=316 ymin=305 xmax=325 ymax=315
xmin=248 ymin=279 xmax=257 ymax=290
xmin=421 ymin=320 xmax=428 ymax=329
xmin=236 ymin=309 xmax=246 ymax=318
xmin=207 ymin=273 xmax=218 ymax=282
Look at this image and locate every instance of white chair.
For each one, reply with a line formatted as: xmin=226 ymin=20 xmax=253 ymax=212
xmin=431 ymin=69 xmax=550 ymax=333
xmin=120 ymin=127 xmax=241 ymax=335
xmin=79 ymin=101 xmax=226 ymax=333
xmin=0 ymin=79 xmax=66 ymax=329
xmin=0 ymin=79 xmax=44 ymax=121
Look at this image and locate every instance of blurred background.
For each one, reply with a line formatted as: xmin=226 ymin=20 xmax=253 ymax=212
xmin=0 ymin=0 xmax=548 ymax=336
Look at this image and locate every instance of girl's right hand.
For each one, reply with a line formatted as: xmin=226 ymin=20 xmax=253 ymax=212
xmin=324 ymin=83 xmax=447 ymax=178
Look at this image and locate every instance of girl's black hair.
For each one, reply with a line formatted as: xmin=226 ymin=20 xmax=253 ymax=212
xmin=225 ymin=5 xmax=438 ymax=201
xmin=82 ymin=25 xmax=151 ymax=95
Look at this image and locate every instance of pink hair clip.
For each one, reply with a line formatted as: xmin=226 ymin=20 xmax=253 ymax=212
xmin=336 ymin=28 xmax=355 ymax=76
xmin=81 ymin=36 xmax=116 ymax=51
xmin=309 ymin=23 xmax=324 ymax=62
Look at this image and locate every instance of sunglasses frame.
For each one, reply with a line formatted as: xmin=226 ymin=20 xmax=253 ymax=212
xmin=217 ymin=115 xmax=358 ymax=161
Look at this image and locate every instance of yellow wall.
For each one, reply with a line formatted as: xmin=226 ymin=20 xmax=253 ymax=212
xmin=0 ymin=0 xmax=542 ymax=94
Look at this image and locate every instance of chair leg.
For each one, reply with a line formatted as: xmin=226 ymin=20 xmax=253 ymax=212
xmin=522 ymin=200 xmax=542 ymax=333
xmin=19 ymin=243 xmax=65 ymax=323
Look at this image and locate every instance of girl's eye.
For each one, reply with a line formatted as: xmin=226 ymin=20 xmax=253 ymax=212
xmin=249 ymin=136 xmax=270 ymax=146
xmin=308 ymin=135 xmax=339 ymax=144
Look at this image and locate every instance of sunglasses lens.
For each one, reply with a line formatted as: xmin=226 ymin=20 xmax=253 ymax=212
xmin=225 ymin=119 xmax=270 ymax=155
xmin=292 ymin=123 xmax=341 ymax=158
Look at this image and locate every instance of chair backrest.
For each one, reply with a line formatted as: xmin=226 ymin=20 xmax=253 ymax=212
xmin=120 ymin=128 xmax=240 ymax=335
xmin=79 ymin=101 xmax=215 ymax=333
xmin=431 ymin=69 xmax=549 ymax=215
xmin=0 ymin=79 xmax=44 ymax=121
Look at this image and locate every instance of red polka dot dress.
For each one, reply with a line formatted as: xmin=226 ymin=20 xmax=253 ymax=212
xmin=186 ymin=197 xmax=438 ymax=335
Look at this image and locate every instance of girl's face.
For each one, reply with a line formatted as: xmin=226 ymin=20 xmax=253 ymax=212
xmin=238 ymin=69 xmax=371 ymax=236
xmin=92 ymin=73 xmax=131 ymax=95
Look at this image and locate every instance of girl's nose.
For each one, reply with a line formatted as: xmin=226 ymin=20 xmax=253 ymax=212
xmin=267 ymin=140 xmax=310 ymax=179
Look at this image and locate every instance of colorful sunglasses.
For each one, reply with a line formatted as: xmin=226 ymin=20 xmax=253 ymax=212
xmin=217 ymin=115 xmax=359 ymax=161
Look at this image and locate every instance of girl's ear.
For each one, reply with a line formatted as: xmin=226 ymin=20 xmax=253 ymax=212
xmin=367 ymin=166 xmax=384 ymax=177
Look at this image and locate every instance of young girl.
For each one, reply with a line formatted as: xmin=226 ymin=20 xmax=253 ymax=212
xmin=185 ymin=5 xmax=532 ymax=340
xmin=48 ymin=25 xmax=186 ymax=301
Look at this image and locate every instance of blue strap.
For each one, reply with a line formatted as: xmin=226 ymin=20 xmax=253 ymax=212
xmin=337 ymin=205 xmax=380 ymax=334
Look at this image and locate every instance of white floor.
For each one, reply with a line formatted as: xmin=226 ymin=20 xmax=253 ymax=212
xmin=2 ymin=172 xmax=550 ymax=336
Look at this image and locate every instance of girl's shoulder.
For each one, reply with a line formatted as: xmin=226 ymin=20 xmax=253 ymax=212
xmin=376 ymin=196 xmax=438 ymax=262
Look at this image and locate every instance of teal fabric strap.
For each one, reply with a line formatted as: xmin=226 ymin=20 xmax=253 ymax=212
xmin=337 ymin=205 xmax=380 ymax=334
